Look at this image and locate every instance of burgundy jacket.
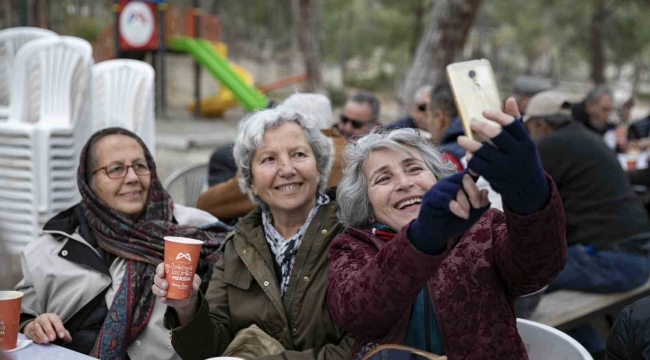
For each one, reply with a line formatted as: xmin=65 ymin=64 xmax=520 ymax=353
xmin=327 ymin=177 xmax=566 ymax=360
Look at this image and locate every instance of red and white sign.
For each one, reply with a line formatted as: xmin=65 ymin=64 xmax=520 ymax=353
xmin=119 ymin=1 xmax=158 ymax=51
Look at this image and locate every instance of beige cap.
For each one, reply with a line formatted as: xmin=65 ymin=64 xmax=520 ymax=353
xmin=523 ymin=91 xmax=573 ymax=122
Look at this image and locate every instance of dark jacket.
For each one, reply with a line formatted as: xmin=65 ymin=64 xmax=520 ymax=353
xmin=537 ymin=122 xmax=650 ymax=249
xmin=327 ymin=176 xmax=566 ymax=360
xmin=606 ymin=296 xmax=650 ymax=360
xmin=439 ymin=117 xmax=465 ymax=162
xmin=386 ymin=116 xmax=416 ymax=130
xmin=628 ymin=116 xmax=650 ymax=141
xmin=165 ymin=189 xmax=354 ymax=360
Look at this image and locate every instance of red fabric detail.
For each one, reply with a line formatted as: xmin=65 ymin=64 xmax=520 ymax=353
xmin=441 ymin=152 xmax=464 ymax=171
xmin=327 ymin=175 xmax=566 ymax=360
xmin=373 ymin=229 xmax=397 ymax=243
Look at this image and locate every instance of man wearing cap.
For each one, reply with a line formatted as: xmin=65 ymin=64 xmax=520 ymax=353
xmin=524 ymin=90 xmax=650 ymax=356
xmin=511 ymin=76 xmax=552 ymax=115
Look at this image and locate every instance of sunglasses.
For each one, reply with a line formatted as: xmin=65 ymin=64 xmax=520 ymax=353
xmin=417 ymin=103 xmax=428 ymax=112
xmin=339 ymin=114 xmax=366 ymax=129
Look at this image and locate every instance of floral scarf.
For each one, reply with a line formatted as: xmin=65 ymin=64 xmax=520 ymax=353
xmin=77 ymin=129 xmax=225 ymax=360
xmin=262 ymin=192 xmax=329 ymax=297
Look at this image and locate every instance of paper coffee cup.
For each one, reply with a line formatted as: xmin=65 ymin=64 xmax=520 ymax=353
xmin=0 ymin=291 xmax=23 ymax=350
xmin=164 ymin=237 xmax=204 ymax=299
xmin=627 ymin=153 xmax=640 ymax=170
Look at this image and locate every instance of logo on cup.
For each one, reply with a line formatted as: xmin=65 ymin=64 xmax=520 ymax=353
xmin=175 ymin=252 xmax=192 ymax=262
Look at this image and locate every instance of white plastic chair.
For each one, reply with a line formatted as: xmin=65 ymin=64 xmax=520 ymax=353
xmin=92 ymin=59 xmax=156 ymax=154
xmin=163 ymin=163 xmax=209 ymax=207
xmin=517 ymin=318 xmax=593 ymax=360
xmin=0 ymin=36 xmax=92 ymax=229
xmin=0 ymin=27 xmax=57 ymax=119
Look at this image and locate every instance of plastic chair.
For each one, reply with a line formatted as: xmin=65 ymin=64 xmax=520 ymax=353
xmin=92 ymin=59 xmax=156 ymax=154
xmin=163 ymin=163 xmax=209 ymax=207
xmin=517 ymin=318 xmax=593 ymax=360
xmin=0 ymin=27 xmax=57 ymax=119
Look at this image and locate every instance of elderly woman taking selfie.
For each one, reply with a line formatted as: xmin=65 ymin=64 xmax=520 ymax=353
xmin=327 ymin=99 xmax=567 ymax=359
xmin=153 ymin=106 xmax=353 ymax=360
xmin=15 ymin=128 xmax=223 ymax=360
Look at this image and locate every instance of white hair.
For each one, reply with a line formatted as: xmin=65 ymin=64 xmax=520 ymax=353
xmin=337 ymin=128 xmax=457 ymax=229
xmin=282 ymin=93 xmax=333 ymax=130
xmin=233 ymin=105 xmax=333 ymax=210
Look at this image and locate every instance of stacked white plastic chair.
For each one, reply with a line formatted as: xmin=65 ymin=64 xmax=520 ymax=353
xmin=0 ymin=27 xmax=57 ymax=119
xmin=92 ymin=59 xmax=156 ymax=155
xmin=0 ymin=36 xmax=93 ymax=253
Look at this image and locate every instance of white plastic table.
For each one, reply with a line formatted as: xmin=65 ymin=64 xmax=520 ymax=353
xmin=8 ymin=334 xmax=95 ymax=360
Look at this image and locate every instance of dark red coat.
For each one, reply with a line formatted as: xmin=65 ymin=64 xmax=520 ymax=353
xmin=327 ymin=177 xmax=566 ymax=360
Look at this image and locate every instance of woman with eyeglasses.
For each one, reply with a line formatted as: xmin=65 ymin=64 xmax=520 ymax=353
xmin=14 ymin=127 xmax=225 ymax=360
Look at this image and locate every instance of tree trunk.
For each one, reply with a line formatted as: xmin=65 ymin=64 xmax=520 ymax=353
xmin=294 ymin=0 xmax=325 ymax=94
xmin=290 ymin=0 xmax=302 ymax=69
xmin=37 ymin=0 xmax=47 ymax=28
xmin=401 ymin=0 xmax=485 ymax=107
xmin=590 ymin=0 xmax=606 ymax=84
xmin=410 ymin=1 xmax=428 ymax=57
xmin=632 ymin=57 xmax=643 ymax=97
xmin=4 ymin=0 xmax=11 ymax=28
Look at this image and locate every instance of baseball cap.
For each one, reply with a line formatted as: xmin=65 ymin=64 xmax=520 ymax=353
xmin=523 ymin=91 xmax=573 ymax=122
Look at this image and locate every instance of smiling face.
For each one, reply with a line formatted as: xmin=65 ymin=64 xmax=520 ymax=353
xmin=364 ymin=146 xmax=437 ymax=231
xmin=91 ymin=135 xmax=151 ymax=220
xmin=250 ymin=122 xmax=320 ymax=218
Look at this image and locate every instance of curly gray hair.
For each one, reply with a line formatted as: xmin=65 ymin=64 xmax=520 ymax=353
xmin=337 ymin=128 xmax=457 ymax=228
xmin=233 ymin=105 xmax=333 ymax=209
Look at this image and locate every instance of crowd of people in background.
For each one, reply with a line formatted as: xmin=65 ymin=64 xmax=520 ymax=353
xmin=9 ymin=73 xmax=650 ymax=360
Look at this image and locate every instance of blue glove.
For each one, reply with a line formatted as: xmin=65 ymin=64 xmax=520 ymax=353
xmin=407 ymin=171 xmax=489 ymax=255
xmin=467 ymin=117 xmax=549 ymax=215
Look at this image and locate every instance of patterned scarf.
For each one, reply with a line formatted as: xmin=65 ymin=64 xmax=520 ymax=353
xmin=262 ymin=192 xmax=329 ymax=297
xmin=77 ymin=129 xmax=225 ymax=360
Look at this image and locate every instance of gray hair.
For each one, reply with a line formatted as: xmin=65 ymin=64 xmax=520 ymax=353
xmin=337 ymin=128 xmax=457 ymax=229
xmin=349 ymin=91 xmax=380 ymax=120
xmin=233 ymin=105 xmax=333 ymax=209
xmin=586 ymin=86 xmax=614 ymax=104
xmin=414 ymin=85 xmax=433 ymax=101
xmin=282 ymin=93 xmax=333 ymax=129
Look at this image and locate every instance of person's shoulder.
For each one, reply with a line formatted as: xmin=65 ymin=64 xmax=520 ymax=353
xmin=173 ymin=204 xmax=219 ymax=226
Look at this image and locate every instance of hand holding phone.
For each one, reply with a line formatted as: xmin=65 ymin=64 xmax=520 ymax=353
xmin=446 ymin=59 xmax=502 ymax=143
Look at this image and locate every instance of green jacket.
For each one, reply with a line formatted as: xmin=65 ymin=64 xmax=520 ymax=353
xmin=165 ymin=190 xmax=353 ymax=360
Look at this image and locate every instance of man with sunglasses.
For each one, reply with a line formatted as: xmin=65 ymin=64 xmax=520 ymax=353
xmin=387 ymin=85 xmax=432 ymax=131
xmin=336 ymin=91 xmax=381 ymax=139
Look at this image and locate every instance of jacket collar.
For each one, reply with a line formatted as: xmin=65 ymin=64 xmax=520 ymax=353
xmin=42 ymin=204 xmax=111 ymax=278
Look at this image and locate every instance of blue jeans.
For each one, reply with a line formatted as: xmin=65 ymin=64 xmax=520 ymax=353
xmin=548 ymin=244 xmax=650 ymax=353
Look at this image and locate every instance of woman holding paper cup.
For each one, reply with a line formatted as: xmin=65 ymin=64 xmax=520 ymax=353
xmin=153 ymin=106 xmax=354 ymax=360
xmin=14 ymin=128 xmax=224 ymax=360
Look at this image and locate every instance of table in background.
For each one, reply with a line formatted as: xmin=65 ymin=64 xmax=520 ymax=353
xmin=9 ymin=334 xmax=95 ymax=360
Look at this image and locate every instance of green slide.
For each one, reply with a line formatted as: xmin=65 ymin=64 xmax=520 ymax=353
xmin=170 ymin=37 xmax=268 ymax=112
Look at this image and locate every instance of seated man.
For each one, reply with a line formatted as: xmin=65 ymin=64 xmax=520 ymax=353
xmin=387 ymin=85 xmax=432 ymax=131
xmin=425 ymin=82 xmax=465 ymax=165
xmin=524 ymin=91 xmax=650 ymax=355
xmin=511 ymin=76 xmax=552 ymax=115
xmin=197 ymin=92 xmax=372 ymax=222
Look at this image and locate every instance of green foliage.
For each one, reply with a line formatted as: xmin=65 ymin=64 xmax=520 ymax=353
xmin=67 ymin=17 xmax=102 ymax=42
xmin=326 ymin=85 xmax=349 ymax=107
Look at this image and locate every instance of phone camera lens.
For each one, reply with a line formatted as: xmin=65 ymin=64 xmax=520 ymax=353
xmin=468 ymin=70 xmax=476 ymax=79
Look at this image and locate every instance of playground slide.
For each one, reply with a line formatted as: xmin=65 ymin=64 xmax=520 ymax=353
xmin=169 ymin=37 xmax=268 ymax=114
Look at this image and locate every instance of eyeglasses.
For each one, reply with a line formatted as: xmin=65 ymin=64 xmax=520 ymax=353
xmin=416 ymin=103 xmax=428 ymax=112
xmin=339 ymin=114 xmax=366 ymax=129
xmin=93 ymin=162 xmax=151 ymax=179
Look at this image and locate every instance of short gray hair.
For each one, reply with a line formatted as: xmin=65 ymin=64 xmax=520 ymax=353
xmin=414 ymin=85 xmax=433 ymax=101
xmin=282 ymin=93 xmax=333 ymax=129
xmin=586 ymin=86 xmax=613 ymax=104
xmin=350 ymin=91 xmax=380 ymax=120
xmin=337 ymin=128 xmax=457 ymax=229
xmin=233 ymin=105 xmax=333 ymax=209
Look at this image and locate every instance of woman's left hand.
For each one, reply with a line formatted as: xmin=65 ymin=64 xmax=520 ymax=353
xmin=458 ymin=97 xmax=550 ymax=215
